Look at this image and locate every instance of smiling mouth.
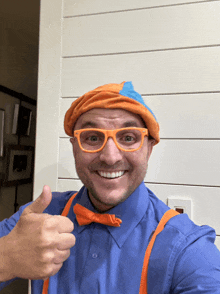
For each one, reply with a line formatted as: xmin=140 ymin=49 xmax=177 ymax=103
xmin=97 ymin=171 xmax=125 ymax=179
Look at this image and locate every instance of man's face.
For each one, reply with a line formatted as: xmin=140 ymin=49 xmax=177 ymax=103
xmin=70 ymin=108 xmax=154 ymax=212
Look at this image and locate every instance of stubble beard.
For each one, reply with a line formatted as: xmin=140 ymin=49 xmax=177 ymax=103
xmin=75 ymin=150 xmax=150 ymax=210
xmin=86 ymin=164 xmax=148 ymax=210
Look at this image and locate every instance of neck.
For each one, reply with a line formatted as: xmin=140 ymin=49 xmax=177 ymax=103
xmin=88 ymin=191 xmax=115 ymax=213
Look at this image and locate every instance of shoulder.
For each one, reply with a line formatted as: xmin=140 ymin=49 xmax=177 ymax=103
xmin=149 ymin=214 xmax=220 ymax=292
xmin=147 ymin=186 xmax=217 ymax=256
xmin=159 ymin=212 xmax=216 ymax=259
xmin=147 ymin=195 xmax=220 ymax=292
xmin=140 ymin=186 xmax=220 ymax=292
xmin=167 ymin=214 xmax=220 ymax=292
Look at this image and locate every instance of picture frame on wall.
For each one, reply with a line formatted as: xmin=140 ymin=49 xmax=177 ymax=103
xmin=0 ymin=109 xmax=4 ymax=157
xmin=3 ymin=145 xmax=34 ymax=186
xmin=12 ymin=104 xmax=32 ymax=136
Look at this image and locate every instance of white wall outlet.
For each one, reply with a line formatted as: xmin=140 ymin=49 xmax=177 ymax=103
xmin=167 ymin=198 xmax=192 ymax=219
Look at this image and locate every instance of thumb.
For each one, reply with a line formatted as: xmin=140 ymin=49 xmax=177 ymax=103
xmin=23 ymin=185 xmax=52 ymax=215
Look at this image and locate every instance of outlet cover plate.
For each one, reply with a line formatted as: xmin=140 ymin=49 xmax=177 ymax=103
xmin=167 ymin=198 xmax=192 ymax=219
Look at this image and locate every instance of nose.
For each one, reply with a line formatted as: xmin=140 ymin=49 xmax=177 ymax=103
xmin=99 ymin=137 xmax=123 ymax=165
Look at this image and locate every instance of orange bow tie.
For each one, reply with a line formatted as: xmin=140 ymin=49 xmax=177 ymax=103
xmin=73 ymin=203 xmax=122 ymax=227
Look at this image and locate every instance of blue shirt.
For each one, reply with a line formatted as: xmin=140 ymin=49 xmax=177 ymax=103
xmin=1 ymin=182 xmax=220 ymax=293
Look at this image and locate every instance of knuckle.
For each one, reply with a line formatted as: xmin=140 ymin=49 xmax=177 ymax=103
xmin=41 ymin=264 xmax=55 ymax=278
xmin=53 ymin=215 xmax=64 ymax=223
xmin=41 ymin=251 xmax=55 ymax=264
xmin=58 ymin=215 xmax=74 ymax=228
xmin=43 ymin=217 xmax=55 ymax=230
xmin=54 ymin=250 xmax=70 ymax=263
xmin=58 ymin=234 xmax=76 ymax=250
xmin=66 ymin=217 xmax=74 ymax=226
xmin=43 ymin=263 xmax=63 ymax=278
xmin=39 ymin=234 xmax=56 ymax=248
xmin=52 ymin=263 xmax=63 ymax=276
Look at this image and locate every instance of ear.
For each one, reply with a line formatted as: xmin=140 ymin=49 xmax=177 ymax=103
xmin=70 ymin=137 xmax=77 ymax=158
xmin=146 ymin=138 xmax=155 ymax=161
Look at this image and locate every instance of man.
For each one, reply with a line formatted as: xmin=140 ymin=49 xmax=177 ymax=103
xmin=0 ymin=81 xmax=220 ymax=293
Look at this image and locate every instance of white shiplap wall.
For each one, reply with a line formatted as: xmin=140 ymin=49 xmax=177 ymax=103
xmin=35 ymin=0 xmax=220 ymax=249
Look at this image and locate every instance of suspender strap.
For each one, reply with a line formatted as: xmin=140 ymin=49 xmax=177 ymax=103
xmin=61 ymin=193 xmax=78 ymax=217
xmin=42 ymin=192 xmax=78 ymax=294
xmin=139 ymin=209 xmax=179 ymax=294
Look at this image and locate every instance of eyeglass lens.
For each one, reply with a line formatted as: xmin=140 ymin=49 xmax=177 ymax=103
xmin=79 ymin=129 xmax=143 ymax=151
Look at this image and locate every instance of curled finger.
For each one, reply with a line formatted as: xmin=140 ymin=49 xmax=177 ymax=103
xmin=57 ymin=233 xmax=76 ymax=250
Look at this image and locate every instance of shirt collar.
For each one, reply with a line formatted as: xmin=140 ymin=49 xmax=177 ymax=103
xmin=75 ymin=182 xmax=149 ymax=248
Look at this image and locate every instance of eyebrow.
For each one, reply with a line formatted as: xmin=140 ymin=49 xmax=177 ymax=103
xmin=80 ymin=120 xmax=142 ymax=129
xmin=80 ymin=121 xmax=98 ymax=129
xmin=122 ymin=121 xmax=141 ymax=128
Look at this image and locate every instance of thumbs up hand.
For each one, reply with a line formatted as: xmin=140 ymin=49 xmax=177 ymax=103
xmin=1 ymin=186 xmax=75 ymax=281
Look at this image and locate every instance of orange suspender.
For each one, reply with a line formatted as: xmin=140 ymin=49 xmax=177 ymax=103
xmin=42 ymin=194 xmax=178 ymax=294
xmin=42 ymin=193 xmax=78 ymax=294
xmin=139 ymin=209 xmax=179 ymax=294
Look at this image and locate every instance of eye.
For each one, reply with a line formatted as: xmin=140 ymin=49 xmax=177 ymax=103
xmin=80 ymin=130 xmax=105 ymax=146
xmin=119 ymin=133 xmax=137 ymax=144
xmin=87 ymin=135 xmax=99 ymax=142
xmin=124 ymin=135 xmax=135 ymax=142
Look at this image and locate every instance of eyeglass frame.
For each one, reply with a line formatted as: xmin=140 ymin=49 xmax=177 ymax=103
xmin=73 ymin=127 xmax=149 ymax=153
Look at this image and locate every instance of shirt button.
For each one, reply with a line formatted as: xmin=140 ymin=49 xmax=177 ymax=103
xmin=92 ymin=253 xmax=98 ymax=259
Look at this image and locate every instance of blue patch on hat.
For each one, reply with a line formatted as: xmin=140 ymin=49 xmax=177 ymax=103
xmin=119 ymin=82 xmax=157 ymax=120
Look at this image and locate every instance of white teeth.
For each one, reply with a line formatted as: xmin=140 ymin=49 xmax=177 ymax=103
xmin=98 ymin=171 xmax=125 ymax=179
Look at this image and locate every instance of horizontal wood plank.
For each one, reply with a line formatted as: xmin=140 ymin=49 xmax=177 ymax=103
xmin=58 ymin=138 xmax=220 ymax=186
xmin=147 ymin=139 xmax=220 ymax=186
xmin=63 ymin=0 xmax=212 ymax=17
xmin=61 ymin=47 xmax=220 ymax=97
xmin=63 ymin=2 xmax=220 ymax=56
xmin=57 ymin=178 xmax=83 ymax=192
xmin=59 ymin=94 xmax=220 ymax=139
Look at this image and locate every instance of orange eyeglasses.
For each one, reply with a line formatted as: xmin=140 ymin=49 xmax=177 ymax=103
xmin=74 ymin=127 xmax=149 ymax=153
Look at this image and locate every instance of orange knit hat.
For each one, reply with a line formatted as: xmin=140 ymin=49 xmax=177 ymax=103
xmin=64 ymin=81 xmax=160 ymax=144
